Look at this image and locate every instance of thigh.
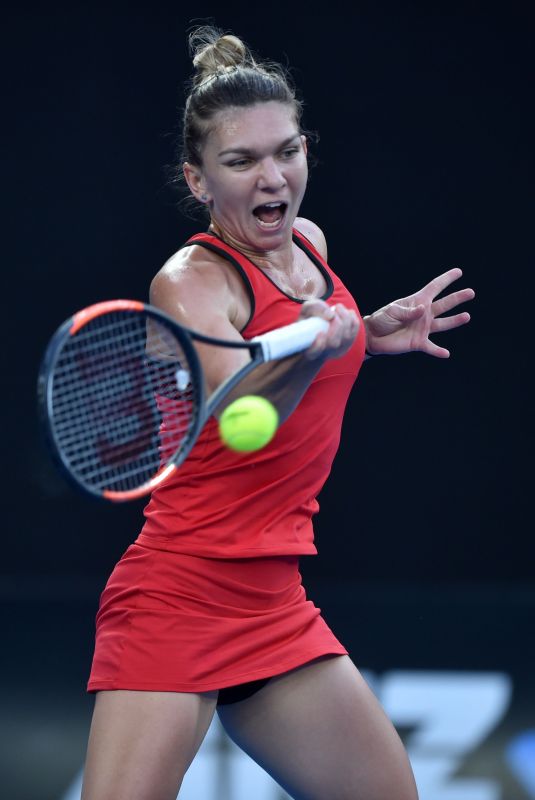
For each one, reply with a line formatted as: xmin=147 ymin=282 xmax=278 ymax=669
xmin=217 ymin=655 xmax=418 ymax=800
xmin=81 ymin=689 xmax=218 ymax=800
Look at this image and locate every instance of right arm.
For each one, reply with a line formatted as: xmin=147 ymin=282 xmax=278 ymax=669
xmin=150 ymin=248 xmax=359 ymax=422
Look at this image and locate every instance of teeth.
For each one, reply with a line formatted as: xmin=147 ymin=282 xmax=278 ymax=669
xmin=263 ymin=202 xmax=283 ymax=208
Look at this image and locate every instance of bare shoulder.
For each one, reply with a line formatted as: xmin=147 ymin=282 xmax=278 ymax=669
xmin=150 ymin=244 xmax=246 ymax=332
xmin=152 ymin=244 xmax=226 ymax=295
xmin=294 ymin=217 xmax=328 ymax=260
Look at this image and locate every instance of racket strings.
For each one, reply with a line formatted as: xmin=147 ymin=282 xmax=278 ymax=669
xmin=49 ymin=311 xmax=199 ymax=493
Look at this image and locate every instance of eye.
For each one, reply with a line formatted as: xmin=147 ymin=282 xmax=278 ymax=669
xmin=226 ymin=158 xmax=252 ymax=169
xmin=280 ymin=147 xmax=300 ymax=159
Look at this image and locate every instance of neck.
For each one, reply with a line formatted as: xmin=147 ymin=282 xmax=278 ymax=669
xmin=208 ymin=221 xmax=295 ymax=273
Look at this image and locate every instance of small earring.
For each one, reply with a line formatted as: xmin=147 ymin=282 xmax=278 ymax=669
xmin=200 ymin=194 xmax=208 ymax=202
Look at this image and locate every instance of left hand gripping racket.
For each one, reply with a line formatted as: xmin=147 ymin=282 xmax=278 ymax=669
xmin=37 ymin=300 xmax=328 ymax=502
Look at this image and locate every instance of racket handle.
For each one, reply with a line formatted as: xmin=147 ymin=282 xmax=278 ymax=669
xmin=252 ymin=316 xmax=330 ymax=361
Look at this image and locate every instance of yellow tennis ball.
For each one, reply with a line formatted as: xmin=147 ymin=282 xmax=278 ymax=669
xmin=219 ymin=395 xmax=279 ymax=452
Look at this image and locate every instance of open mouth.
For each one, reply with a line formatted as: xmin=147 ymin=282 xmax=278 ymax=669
xmin=252 ymin=201 xmax=288 ymax=227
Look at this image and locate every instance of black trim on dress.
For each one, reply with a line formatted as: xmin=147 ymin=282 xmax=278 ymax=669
xmin=181 ymin=239 xmax=256 ymax=332
xmin=181 ymin=229 xmax=334 ymax=330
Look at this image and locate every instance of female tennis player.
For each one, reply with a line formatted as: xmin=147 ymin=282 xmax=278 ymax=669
xmin=81 ymin=25 xmax=474 ymax=800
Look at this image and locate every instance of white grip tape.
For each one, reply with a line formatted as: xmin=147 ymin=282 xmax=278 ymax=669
xmin=252 ymin=316 xmax=330 ymax=361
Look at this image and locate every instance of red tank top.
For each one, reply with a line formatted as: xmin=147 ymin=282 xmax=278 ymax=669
xmin=137 ymin=229 xmax=366 ymax=557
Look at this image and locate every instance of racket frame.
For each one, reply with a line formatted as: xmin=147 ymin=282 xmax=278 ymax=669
xmin=38 ymin=300 xmax=205 ymax=502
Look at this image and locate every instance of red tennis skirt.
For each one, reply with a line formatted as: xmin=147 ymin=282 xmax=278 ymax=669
xmin=87 ymin=543 xmax=347 ymax=693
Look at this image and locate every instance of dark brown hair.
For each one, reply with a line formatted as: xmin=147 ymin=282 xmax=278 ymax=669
xmin=182 ymin=25 xmax=304 ymax=168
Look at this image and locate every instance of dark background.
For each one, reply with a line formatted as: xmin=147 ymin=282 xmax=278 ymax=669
xmin=2 ymin=4 xmax=534 ymax=799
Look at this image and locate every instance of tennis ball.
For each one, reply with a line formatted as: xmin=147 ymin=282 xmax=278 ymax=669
xmin=219 ymin=395 xmax=279 ymax=452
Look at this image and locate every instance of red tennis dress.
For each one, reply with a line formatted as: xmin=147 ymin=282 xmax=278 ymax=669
xmin=87 ymin=229 xmax=366 ymax=693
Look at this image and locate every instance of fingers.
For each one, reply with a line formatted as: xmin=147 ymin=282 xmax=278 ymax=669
xmin=424 ymin=341 xmax=451 ymax=358
xmin=429 ymin=283 xmax=474 ymax=335
xmin=300 ymin=301 xmax=335 ymax=357
xmin=303 ymin=303 xmax=360 ymax=359
xmin=300 ymin=299 xmax=336 ymax=322
xmin=431 ymin=287 xmax=475 ymax=316
xmin=328 ymin=305 xmax=356 ymax=346
xmin=422 ymin=267 xmax=466 ymax=299
xmin=431 ymin=311 xmax=471 ymax=334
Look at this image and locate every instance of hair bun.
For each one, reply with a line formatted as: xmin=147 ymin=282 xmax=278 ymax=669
xmin=190 ymin=28 xmax=252 ymax=87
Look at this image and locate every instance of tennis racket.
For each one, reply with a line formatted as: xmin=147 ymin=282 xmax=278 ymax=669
xmin=37 ymin=299 xmax=328 ymax=502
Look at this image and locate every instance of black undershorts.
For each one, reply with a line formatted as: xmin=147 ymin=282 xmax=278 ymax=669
xmin=217 ymin=677 xmax=271 ymax=705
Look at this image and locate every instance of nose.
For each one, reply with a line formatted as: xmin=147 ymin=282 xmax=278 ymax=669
xmin=257 ymin=157 xmax=286 ymax=191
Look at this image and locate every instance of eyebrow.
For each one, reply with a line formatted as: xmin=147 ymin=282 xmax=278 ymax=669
xmin=218 ymin=135 xmax=301 ymax=158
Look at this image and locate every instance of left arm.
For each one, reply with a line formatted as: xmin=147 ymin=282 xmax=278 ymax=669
xmin=364 ymin=268 xmax=475 ymax=358
xmin=294 ymin=219 xmax=474 ymax=358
